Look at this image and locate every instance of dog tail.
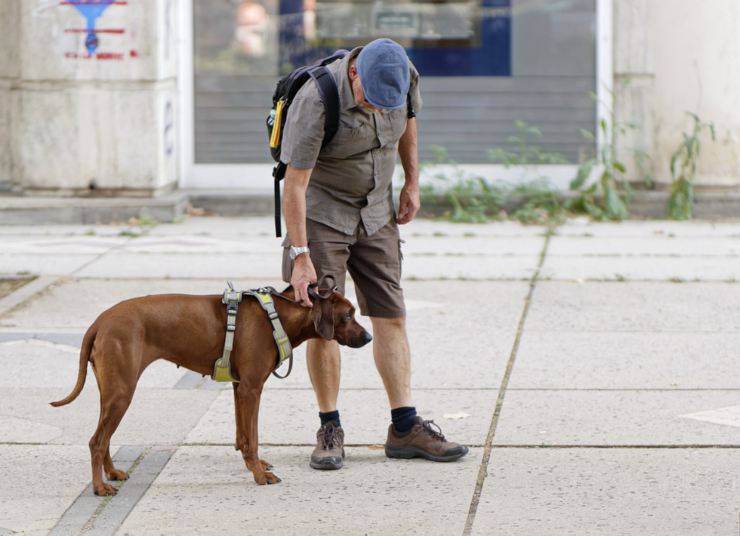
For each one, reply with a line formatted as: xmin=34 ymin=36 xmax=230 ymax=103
xmin=50 ymin=324 xmax=97 ymax=407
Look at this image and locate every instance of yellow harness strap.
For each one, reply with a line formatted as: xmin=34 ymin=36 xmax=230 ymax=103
xmin=212 ymin=283 xmax=294 ymax=382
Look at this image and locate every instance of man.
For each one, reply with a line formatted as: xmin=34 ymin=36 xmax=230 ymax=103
xmin=280 ymin=38 xmax=468 ymax=470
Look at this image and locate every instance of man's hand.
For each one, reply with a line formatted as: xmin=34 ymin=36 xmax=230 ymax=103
xmin=396 ymin=183 xmax=420 ymax=225
xmin=291 ymin=254 xmax=317 ymax=307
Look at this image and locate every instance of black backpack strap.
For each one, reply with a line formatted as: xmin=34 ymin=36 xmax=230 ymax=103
xmin=308 ymin=66 xmax=340 ymax=148
xmin=273 ymin=162 xmax=287 ymax=237
xmin=274 ymin=65 xmax=340 ymax=238
xmin=407 ymin=92 xmax=416 ymax=119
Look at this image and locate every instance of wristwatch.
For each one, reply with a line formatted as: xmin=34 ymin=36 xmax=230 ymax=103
xmin=289 ymin=245 xmax=310 ymax=260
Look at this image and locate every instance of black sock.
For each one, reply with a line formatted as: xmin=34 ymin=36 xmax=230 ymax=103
xmin=391 ymin=406 xmax=417 ymax=434
xmin=319 ymin=410 xmax=340 ymax=427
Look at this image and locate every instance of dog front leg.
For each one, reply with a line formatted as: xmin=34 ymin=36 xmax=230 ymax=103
xmin=235 ymin=382 xmax=280 ymax=485
xmin=233 ymin=382 xmax=245 ymax=451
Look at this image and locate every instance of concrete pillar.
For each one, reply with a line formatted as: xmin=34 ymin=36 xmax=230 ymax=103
xmin=0 ymin=1 xmax=21 ymax=189
xmin=615 ymin=0 xmax=740 ymax=189
xmin=8 ymin=0 xmax=179 ymax=195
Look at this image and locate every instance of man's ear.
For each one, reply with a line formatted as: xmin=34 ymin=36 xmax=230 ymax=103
xmin=312 ymin=296 xmax=335 ymax=340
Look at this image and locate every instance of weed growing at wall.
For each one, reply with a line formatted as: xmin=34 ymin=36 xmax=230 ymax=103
xmin=668 ymin=113 xmax=716 ymax=220
xmin=418 ymin=145 xmax=567 ymax=225
xmin=567 ymin=92 xmax=633 ymax=221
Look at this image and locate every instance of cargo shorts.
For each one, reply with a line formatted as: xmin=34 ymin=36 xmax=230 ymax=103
xmin=282 ymin=217 xmax=405 ymax=318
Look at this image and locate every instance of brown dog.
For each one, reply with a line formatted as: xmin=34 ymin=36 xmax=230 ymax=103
xmin=50 ymin=284 xmax=372 ymax=495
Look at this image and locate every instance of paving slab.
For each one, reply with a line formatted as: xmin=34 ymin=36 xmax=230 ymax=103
xmin=120 ymin=446 xmax=482 ymax=535
xmin=1 ymin=236 xmax=127 ymax=254
xmin=404 ymin=254 xmax=539 ymax=280
xmin=114 ymin=234 xmax=544 ymax=258
xmin=493 ymin=390 xmax=740 ymax=446
xmin=509 ymin=331 xmax=740 ymax=389
xmin=526 ymin=281 xmax=740 ymax=333
xmin=556 ymin=219 xmax=740 ymax=238
xmin=75 ymin=252 xmax=286 ymax=279
xmin=0 ymin=278 xmax=285 ymax=329
xmin=0 ymin=387 xmax=219 ymax=445
xmin=402 ymin=220 xmax=547 ymax=238
xmin=147 ymin=216 xmax=282 ymax=238
xmin=48 ymin=446 xmax=144 ymax=536
xmin=540 ymin=255 xmax=740 ymax=281
xmin=268 ymin=280 xmax=526 ymax=390
xmin=0 ymin=224 xmax=120 ymax=236
xmin=548 ymin=234 xmax=740 ymax=256
xmin=0 ymin=339 xmax=187 ymax=388
xmin=186 ymin=388 xmax=495 ymax=446
xmin=404 ymin=235 xmax=544 ymax=256
xmin=75 ymin=251 xmax=540 ymax=280
xmin=0 ymin=254 xmax=97 ymax=276
xmin=473 ymin=448 xmax=740 ymax=536
xmin=0 ymin=281 xmax=526 ymax=389
xmin=0 ymin=445 xmax=90 ymax=535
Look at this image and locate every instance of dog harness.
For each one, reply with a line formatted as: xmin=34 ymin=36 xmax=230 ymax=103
xmin=212 ymin=282 xmax=294 ymax=383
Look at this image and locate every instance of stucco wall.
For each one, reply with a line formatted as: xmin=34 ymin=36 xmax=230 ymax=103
xmin=615 ymin=0 xmax=740 ymax=188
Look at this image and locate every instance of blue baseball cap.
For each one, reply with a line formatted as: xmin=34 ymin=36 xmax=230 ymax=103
xmin=356 ymin=38 xmax=410 ymax=110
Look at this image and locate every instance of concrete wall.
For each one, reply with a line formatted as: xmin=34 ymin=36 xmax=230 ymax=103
xmin=0 ymin=1 xmax=20 ymax=187
xmin=615 ymin=0 xmax=740 ymax=188
xmin=7 ymin=0 xmax=178 ymax=195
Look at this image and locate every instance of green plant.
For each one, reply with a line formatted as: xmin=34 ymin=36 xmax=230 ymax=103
xmin=488 ymin=121 xmax=569 ymax=166
xmin=568 ymin=93 xmax=632 ymax=221
xmin=420 ymin=125 xmax=570 ymax=224
xmin=667 ymin=112 xmax=716 ymax=220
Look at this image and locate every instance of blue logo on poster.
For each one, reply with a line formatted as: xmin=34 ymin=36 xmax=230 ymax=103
xmin=70 ymin=0 xmax=116 ymax=55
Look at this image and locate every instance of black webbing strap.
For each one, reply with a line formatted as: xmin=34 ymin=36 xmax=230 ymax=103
xmin=309 ymin=66 xmax=340 ymax=149
xmin=274 ymin=66 xmax=339 ymax=238
xmin=273 ymin=162 xmax=287 ymax=237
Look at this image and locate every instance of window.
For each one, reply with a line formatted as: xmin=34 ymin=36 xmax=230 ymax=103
xmin=193 ymin=0 xmax=595 ymax=165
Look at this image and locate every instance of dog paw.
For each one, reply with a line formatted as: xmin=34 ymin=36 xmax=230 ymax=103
xmin=259 ymin=459 xmax=274 ymax=471
xmin=106 ymin=469 xmax=129 ymax=481
xmin=253 ymin=471 xmax=281 ymax=485
xmin=94 ymin=483 xmax=118 ymax=496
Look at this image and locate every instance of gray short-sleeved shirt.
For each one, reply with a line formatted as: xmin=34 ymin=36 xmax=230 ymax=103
xmin=279 ymin=47 xmax=422 ymax=237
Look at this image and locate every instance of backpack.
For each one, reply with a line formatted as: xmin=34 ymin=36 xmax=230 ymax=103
xmin=266 ymin=50 xmax=348 ymax=237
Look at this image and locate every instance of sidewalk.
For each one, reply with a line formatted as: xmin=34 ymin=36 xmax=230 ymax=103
xmin=0 ymin=216 xmax=738 ymax=535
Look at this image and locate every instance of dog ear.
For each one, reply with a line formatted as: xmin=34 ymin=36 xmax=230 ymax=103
xmin=312 ymin=295 xmax=335 ymax=340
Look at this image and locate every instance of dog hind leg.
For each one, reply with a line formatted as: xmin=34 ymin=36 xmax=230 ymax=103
xmin=88 ymin=341 xmax=138 ymax=496
xmin=104 ymin=449 xmax=129 ymax=481
xmin=89 ymin=391 xmax=133 ymax=495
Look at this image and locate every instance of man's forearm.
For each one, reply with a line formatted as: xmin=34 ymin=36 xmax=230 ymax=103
xmin=282 ymin=165 xmax=312 ymax=247
xmin=398 ymin=117 xmax=419 ymax=186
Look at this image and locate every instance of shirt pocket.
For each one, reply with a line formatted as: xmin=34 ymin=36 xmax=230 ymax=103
xmin=384 ymin=109 xmax=408 ymax=146
xmin=322 ymin=115 xmax=376 ymax=158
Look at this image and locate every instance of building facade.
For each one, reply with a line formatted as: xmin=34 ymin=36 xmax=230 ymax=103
xmin=0 ymin=0 xmax=738 ymax=195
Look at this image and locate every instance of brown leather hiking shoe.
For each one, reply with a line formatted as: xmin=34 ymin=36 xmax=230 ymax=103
xmin=385 ymin=417 xmax=469 ymax=462
xmin=310 ymin=422 xmax=345 ymax=470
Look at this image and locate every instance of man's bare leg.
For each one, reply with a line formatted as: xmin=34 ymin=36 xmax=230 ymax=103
xmin=370 ymin=316 xmax=413 ymax=409
xmin=307 ymin=338 xmax=341 ymax=411
xmin=307 ymin=338 xmax=345 ymax=470
xmin=373 ymin=315 xmax=469 ymax=461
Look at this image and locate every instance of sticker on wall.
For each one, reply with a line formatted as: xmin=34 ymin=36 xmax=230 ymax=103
xmin=61 ymin=0 xmax=137 ymax=61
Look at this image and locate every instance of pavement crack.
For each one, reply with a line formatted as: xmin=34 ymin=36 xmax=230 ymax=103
xmin=463 ymin=226 xmax=553 ymax=536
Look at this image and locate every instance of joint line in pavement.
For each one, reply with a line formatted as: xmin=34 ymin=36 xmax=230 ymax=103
xmin=49 ymin=446 xmax=176 ymax=536
xmin=462 ymin=227 xmax=553 ymax=536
